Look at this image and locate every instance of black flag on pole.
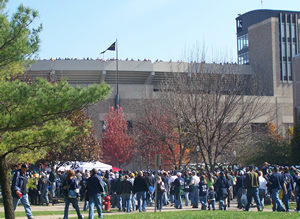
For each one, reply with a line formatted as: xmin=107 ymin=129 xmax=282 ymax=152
xmin=100 ymin=42 xmax=116 ymax=54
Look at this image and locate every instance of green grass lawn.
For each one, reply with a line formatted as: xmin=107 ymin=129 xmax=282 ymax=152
xmin=264 ymin=203 xmax=296 ymax=210
xmin=65 ymin=210 xmax=299 ymax=219
xmin=0 ymin=209 xmax=119 ymax=218
xmin=2 ymin=210 xmax=299 ymax=219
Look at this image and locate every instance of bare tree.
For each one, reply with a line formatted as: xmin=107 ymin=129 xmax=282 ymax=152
xmin=158 ymin=59 xmax=274 ymax=172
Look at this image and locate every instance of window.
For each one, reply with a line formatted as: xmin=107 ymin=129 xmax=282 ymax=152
xmin=237 ymin=34 xmax=248 ymax=52
xmin=251 ymin=123 xmax=267 ymax=132
xmin=238 ymin=52 xmax=249 ymax=65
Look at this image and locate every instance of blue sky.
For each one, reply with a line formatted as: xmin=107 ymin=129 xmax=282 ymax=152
xmin=6 ymin=0 xmax=300 ymax=63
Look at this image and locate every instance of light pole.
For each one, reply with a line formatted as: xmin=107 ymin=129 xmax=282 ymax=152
xmin=196 ymin=145 xmax=200 ymax=168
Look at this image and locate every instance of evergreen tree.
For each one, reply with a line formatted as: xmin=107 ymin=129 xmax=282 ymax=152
xmin=0 ymin=1 xmax=111 ymax=218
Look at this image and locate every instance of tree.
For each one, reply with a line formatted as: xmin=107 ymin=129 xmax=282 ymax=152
xmin=157 ymin=59 xmax=273 ymax=172
xmin=135 ymin=104 xmax=182 ymax=169
xmin=289 ymin=117 xmax=300 ymax=165
xmin=0 ymin=78 xmax=111 ymax=218
xmin=0 ymin=2 xmax=112 ymax=218
xmin=244 ymin=122 xmax=290 ymax=166
xmin=101 ymin=106 xmax=133 ymax=168
xmin=0 ymin=0 xmax=42 ymax=79
xmin=36 ymin=110 xmax=102 ymax=170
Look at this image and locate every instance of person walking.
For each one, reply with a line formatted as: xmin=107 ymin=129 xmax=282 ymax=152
xmin=87 ymin=168 xmax=105 ymax=219
xmin=153 ymin=176 xmax=166 ymax=211
xmin=183 ymin=172 xmax=191 ymax=206
xmin=214 ymin=172 xmax=231 ymax=210
xmin=80 ymin=172 xmax=90 ymax=211
xmin=161 ymin=171 xmax=169 ymax=206
xmin=268 ymin=167 xmax=287 ymax=212
xmin=120 ymin=175 xmax=133 ymax=213
xmin=189 ymin=171 xmax=200 ymax=208
xmin=236 ymin=171 xmax=246 ymax=209
xmin=174 ymin=172 xmax=184 ymax=209
xmin=11 ymin=163 xmax=34 ymax=219
xmin=49 ymin=167 xmax=57 ymax=198
xmin=38 ymin=172 xmax=50 ymax=206
xmin=199 ymin=175 xmax=208 ymax=210
xmin=258 ymin=171 xmax=267 ymax=210
xmin=207 ymin=186 xmax=216 ymax=210
xmin=113 ymin=174 xmax=124 ymax=211
xmin=133 ymin=171 xmax=149 ymax=212
xmin=128 ymin=173 xmax=136 ymax=211
xmin=145 ymin=171 xmax=155 ymax=207
xmin=283 ymin=167 xmax=294 ymax=212
xmin=244 ymin=166 xmax=262 ymax=211
xmin=62 ymin=170 xmax=84 ymax=219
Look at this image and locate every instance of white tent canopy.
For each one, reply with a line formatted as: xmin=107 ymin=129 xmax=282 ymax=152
xmin=57 ymin=161 xmax=112 ymax=172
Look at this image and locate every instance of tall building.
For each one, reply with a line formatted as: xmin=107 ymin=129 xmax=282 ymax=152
xmin=236 ymin=9 xmax=300 ymax=97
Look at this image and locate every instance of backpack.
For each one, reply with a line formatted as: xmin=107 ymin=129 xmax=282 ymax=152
xmin=159 ymin=182 xmax=166 ymax=192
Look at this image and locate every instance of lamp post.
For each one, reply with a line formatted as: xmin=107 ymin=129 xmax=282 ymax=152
xmin=196 ymin=145 xmax=200 ymax=168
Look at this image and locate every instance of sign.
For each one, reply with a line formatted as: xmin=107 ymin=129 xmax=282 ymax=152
xmin=154 ymin=154 xmax=161 ymax=166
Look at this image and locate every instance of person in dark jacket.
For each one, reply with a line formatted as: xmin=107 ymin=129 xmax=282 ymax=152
xmin=121 ymin=175 xmax=133 ymax=212
xmin=133 ymin=171 xmax=149 ymax=212
xmin=236 ymin=171 xmax=246 ymax=208
xmin=283 ymin=167 xmax=294 ymax=212
xmin=214 ymin=172 xmax=231 ymax=210
xmin=183 ymin=173 xmax=191 ymax=206
xmin=113 ymin=174 xmax=124 ymax=211
xmin=207 ymin=186 xmax=216 ymax=210
xmin=145 ymin=171 xmax=155 ymax=206
xmin=174 ymin=172 xmax=184 ymax=209
xmin=162 ymin=171 xmax=169 ymax=205
xmin=244 ymin=165 xmax=262 ymax=211
xmin=62 ymin=170 xmax=83 ymax=219
xmin=87 ymin=168 xmax=105 ymax=219
xmin=49 ymin=167 xmax=57 ymax=198
xmin=80 ymin=172 xmax=90 ymax=211
xmin=38 ymin=172 xmax=51 ymax=206
xmin=199 ymin=175 xmax=208 ymax=210
xmin=268 ymin=167 xmax=287 ymax=212
xmin=11 ymin=164 xmax=34 ymax=219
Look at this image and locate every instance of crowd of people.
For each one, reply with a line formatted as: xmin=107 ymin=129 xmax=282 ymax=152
xmin=9 ymin=162 xmax=300 ymax=218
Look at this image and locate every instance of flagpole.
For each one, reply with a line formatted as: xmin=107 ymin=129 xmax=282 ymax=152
xmin=115 ymin=38 xmax=120 ymax=110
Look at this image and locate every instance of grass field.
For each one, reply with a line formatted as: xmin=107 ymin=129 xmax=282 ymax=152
xmin=1 ymin=209 xmax=299 ymax=219
xmin=0 ymin=209 xmax=119 ymax=218
xmin=66 ymin=210 xmax=299 ymax=219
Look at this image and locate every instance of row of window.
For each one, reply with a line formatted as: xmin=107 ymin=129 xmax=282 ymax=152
xmin=281 ymin=23 xmax=297 ymax=38
xmin=238 ymin=52 xmax=249 ymax=65
xmin=237 ymin=34 xmax=248 ymax=52
xmin=281 ymin=62 xmax=293 ymax=81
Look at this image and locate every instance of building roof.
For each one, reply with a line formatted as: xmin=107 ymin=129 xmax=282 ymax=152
xmin=236 ymin=9 xmax=300 ymax=35
xmin=26 ymin=60 xmax=254 ymax=89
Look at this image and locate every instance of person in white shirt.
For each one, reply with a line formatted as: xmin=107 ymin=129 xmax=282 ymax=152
xmin=258 ymin=171 xmax=267 ymax=209
xmin=189 ymin=171 xmax=200 ymax=208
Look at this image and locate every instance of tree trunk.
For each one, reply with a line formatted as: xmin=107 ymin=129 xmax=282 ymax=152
xmin=0 ymin=156 xmax=15 ymax=219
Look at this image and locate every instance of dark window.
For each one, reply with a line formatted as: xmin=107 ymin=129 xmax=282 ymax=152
xmin=251 ymin=123 xmax=267 ymax=132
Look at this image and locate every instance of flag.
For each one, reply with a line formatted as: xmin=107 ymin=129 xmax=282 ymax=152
xmin=100 ymin=42 xmax=116 ymax=54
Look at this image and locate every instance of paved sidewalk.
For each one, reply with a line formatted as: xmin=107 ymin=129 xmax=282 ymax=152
xmin=1 ymin=199 xmax=273 ymax=219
